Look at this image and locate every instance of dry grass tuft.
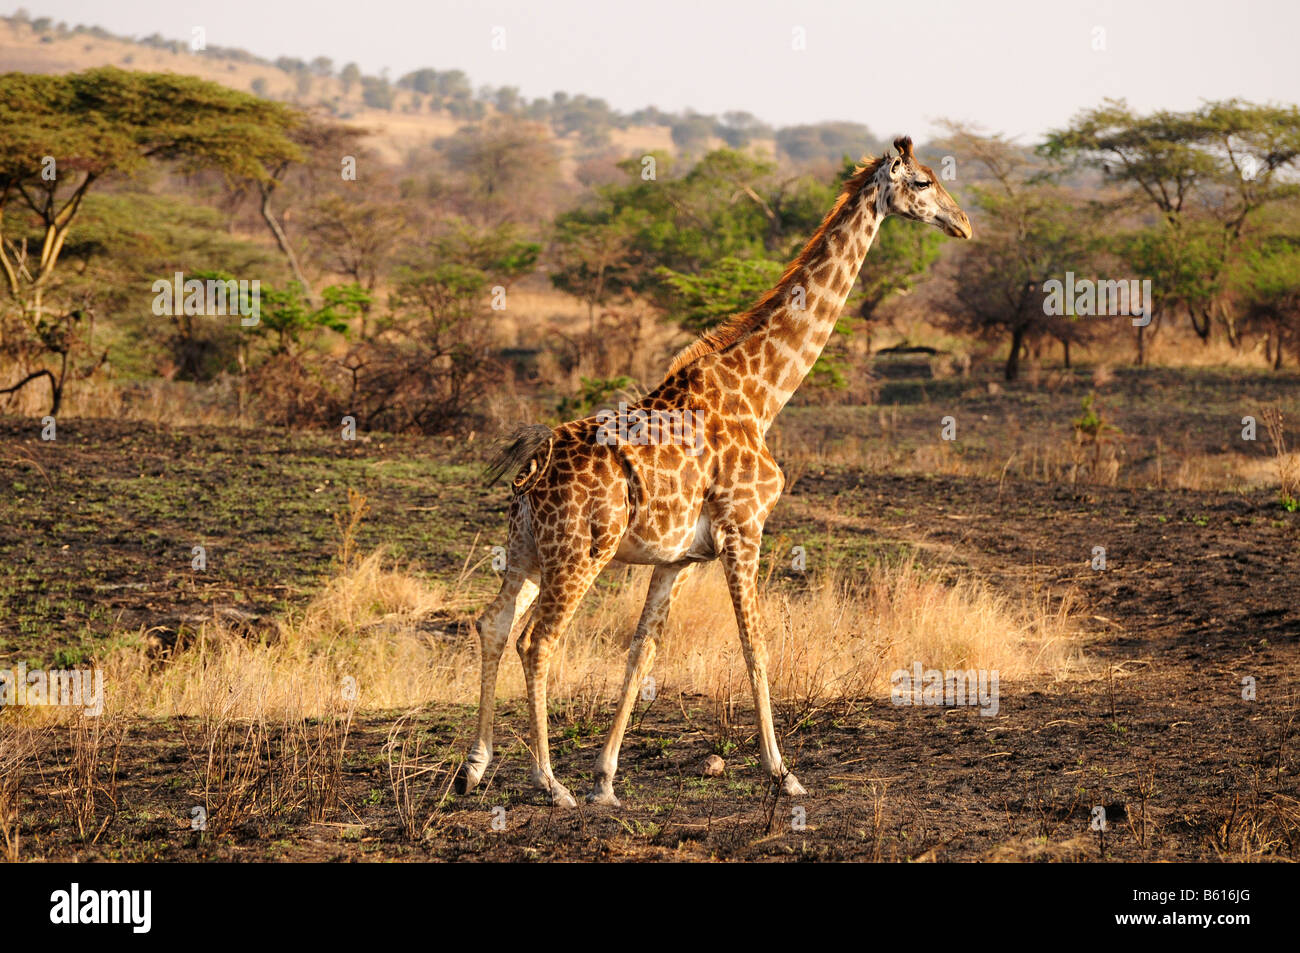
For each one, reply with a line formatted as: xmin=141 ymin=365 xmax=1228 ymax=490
xmin=103 ymin=547 xmax=1088 ymax=721
xmin=0 ymin=714 xmax=46 ymax=861
xmin=384 ymin=710 xmax=461 ymax=841
xmin=1263 ymin=407 xmax=1300 ymax=508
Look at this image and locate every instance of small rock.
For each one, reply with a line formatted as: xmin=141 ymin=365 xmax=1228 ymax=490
xmin=702 ymin=754 xmax=725 ymax=777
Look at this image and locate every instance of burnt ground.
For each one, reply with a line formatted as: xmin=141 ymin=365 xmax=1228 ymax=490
xmin=2 ymin=405 xmax=1299 ymax=862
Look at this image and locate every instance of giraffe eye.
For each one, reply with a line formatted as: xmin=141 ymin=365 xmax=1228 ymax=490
xmin=916 ymin=180 xmax=932 ymax=189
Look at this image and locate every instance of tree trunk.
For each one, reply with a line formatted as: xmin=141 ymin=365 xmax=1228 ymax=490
xmin=1190 ymin=306 xmax=1212 ymax=342
xmin=0 ymin=367 xmax=60 ymax=415
xmin=260 ymin=189 xmax=316 ymax=305
xmin=1005 ymin=326 xmax=1025 ymax=381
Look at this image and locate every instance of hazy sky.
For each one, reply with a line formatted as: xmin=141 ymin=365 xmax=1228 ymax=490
xmin=7 ymin=0 xmax=1299 ymax=143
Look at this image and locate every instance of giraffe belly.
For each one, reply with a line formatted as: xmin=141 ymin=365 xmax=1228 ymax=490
xmin=613 ymin=512 xmax=718 ymax=565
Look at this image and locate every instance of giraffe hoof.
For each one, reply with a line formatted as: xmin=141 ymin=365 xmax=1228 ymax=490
xmin=456 ymin=760 xmax=488 ymax=795
xmin=781 ymin=774 xmax=808 ymax=797
xmin=535 ymin=776 xmax=577 ymax=808
xmin=587 ymin=787 xmax=621 ymax=808
xmin=549 ymin=784 xmax=578 ymax=809
xmin=458 ymin=743 xmax=492 ymax=794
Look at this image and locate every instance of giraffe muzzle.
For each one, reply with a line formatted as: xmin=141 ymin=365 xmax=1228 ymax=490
xmin=941 ymin=211 xmax=973 ymax=239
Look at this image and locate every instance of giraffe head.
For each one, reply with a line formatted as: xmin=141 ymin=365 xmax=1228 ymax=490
xmin=878 ymin=135 xmax=972 ymax=239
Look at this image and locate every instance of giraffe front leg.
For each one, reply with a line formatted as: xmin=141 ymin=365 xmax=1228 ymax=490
xmin=721 ymin=533 xmax=807 ymax=798
xmin=589 ymin=562 xmax=689 ymax=807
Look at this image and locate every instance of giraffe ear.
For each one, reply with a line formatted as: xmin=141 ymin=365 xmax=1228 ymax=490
xmin=893 ymin=136 xmax=914 ymax=160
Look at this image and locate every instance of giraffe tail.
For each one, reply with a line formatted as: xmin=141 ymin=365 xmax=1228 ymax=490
xmin=483 ymin=423 xmax=556 ymax=494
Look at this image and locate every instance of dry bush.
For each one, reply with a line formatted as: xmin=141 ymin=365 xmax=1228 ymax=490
xmin=332 ymin=487 xmax=371 ymax=571
xmin=285 ymin=703 xmax=355 ymax=824
xmin=186 ymin=712 xmax=269 ymax=836
xmin=1069 ymin=393 xmax=1124 ymax=486
xmin=103 ymin=550 xmax=479 ymax=718
xmin=1211 ymin=788 xmax=1300 ymax=860
xmin=245 ymin=353 xmax=345 ymax=430
xmin=630 ymin=560 xmax=1087 ymax=713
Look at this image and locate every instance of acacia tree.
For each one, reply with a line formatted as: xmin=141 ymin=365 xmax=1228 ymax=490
xmin=549 ymin=217 xmax=639 ymax=333
xmin=1233 ymin=243 xmax=1300 ymax=369
xmin=0 ymin=67 xmax=300 ymax=411
xmin=237 ymin=120 xmax=362 ymax=307
xmin=1041 ymin=99 xmax=1300 ymax=345
xmin=933 ymin=124 xmax=1096 ymax=380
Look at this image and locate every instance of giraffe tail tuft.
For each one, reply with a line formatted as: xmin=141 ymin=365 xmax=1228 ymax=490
xmin=483 ymin=423 xmax=556 ymax=493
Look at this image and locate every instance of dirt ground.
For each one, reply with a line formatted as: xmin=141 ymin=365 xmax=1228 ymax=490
xmin=2 ymin=372 xmax=1298 ymax=861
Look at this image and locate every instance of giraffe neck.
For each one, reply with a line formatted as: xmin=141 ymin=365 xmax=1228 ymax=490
xmin=722 ymin=177 xmax=884 ymax=431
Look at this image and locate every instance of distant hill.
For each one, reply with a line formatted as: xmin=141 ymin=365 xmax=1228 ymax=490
xmin=0 ymin=14 xmax=913 ymax=173
xmin=0 ymin=14 xmax=742 ymax=171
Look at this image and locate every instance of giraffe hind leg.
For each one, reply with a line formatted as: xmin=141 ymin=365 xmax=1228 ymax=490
xmin=518 ymin=554 xmax=611 ymax=807
xmin=457 ymin=566 xmax=538 ymax=795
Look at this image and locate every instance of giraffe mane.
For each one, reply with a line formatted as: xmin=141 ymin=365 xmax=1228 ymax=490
xmin=662 ymin=153 xmax=887 ymax=379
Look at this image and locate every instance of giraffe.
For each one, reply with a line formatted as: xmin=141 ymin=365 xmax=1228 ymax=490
xmin=458 ymin=136 xmax=971 ymax=807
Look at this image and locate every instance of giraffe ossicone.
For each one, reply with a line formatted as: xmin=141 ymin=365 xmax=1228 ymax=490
xmin=458 ymin=135 xmax=972 ymax=807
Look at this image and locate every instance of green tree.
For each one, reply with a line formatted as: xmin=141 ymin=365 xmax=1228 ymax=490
xmin=434 ymin=118 xmax=560 ymax=226
xmin=655 ymin=257 xmax=784 ymax=332
xmin=340 ymin=63 xmax=361 ymax=95
xmin=1232 ymin=241 xmax=1300 ymax=369
xmin=935 ymin=125 xmax=1096 ymax=380
xmin=0 ymin=67 xmax=300 ymax=410
xmin=253 ymin=281 xmax=362 ymax=357
xmin=1042 ymin=98 xmax=1300 ymax=343
xmin=549 ymin=216 xmax=639 ymax=333
xmin=360 ymin=76 xmax=394 ymax=110
xmin=670 ymin=114 xmax=715 ymax=155
xmin=776 ymin=122 xmax=880 ymax=164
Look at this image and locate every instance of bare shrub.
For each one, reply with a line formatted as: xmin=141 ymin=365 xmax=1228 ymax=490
xmin=332 ymin=487 xmax=371 ymax=571
xmin=185 ymin=708 xmax=269 ymax=837
xmin=245 ymin=352 xmax=345 ymax=429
